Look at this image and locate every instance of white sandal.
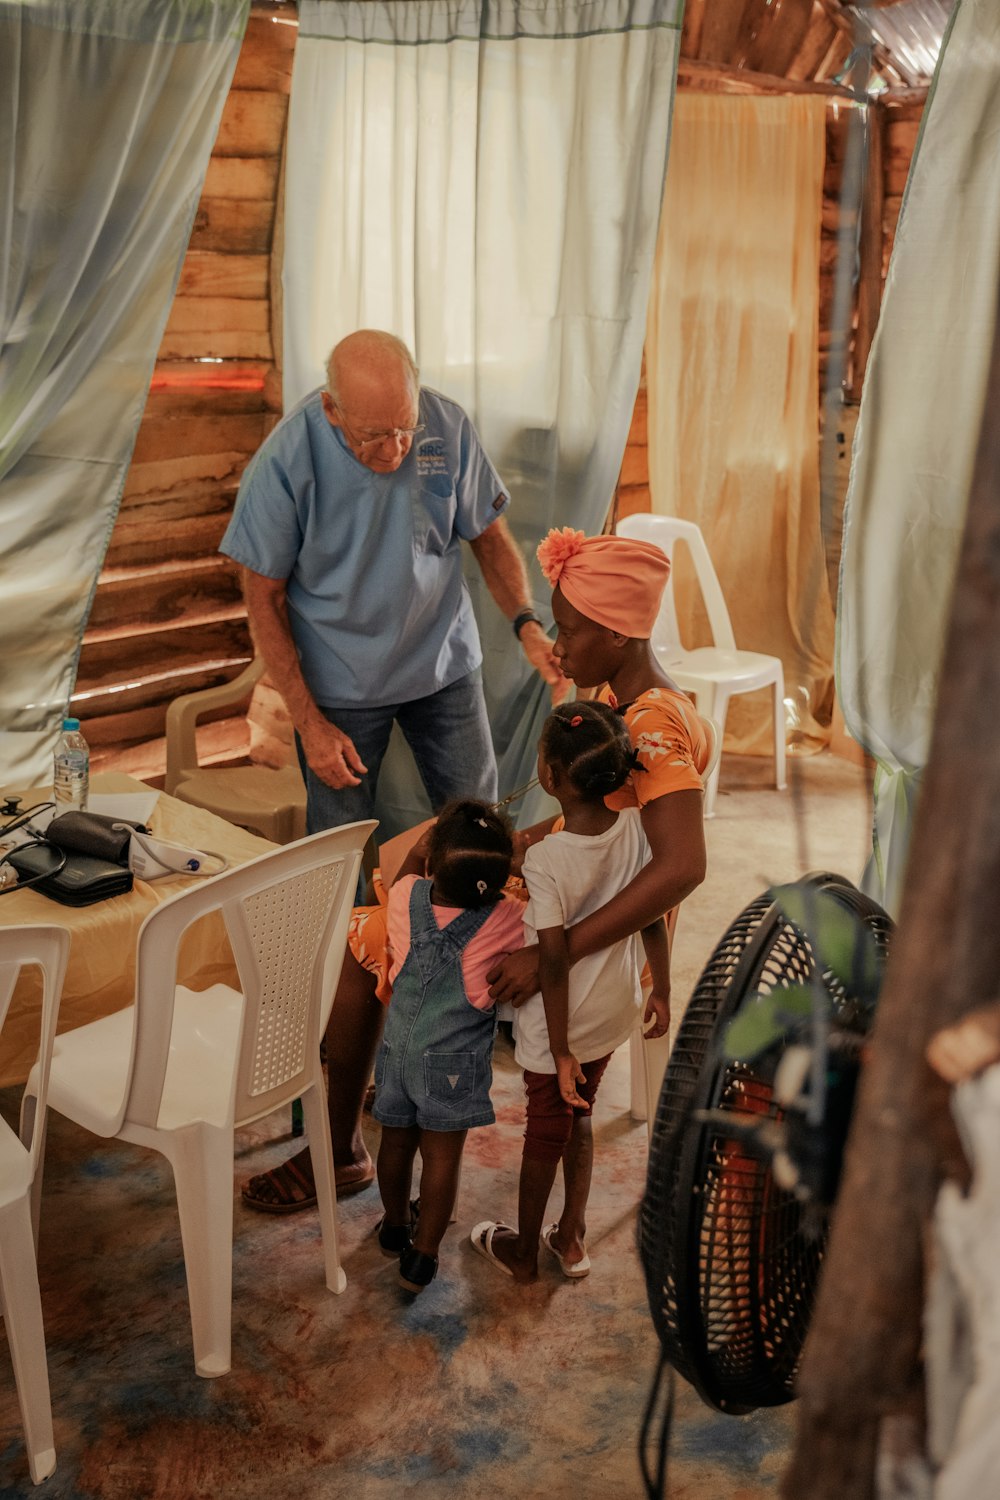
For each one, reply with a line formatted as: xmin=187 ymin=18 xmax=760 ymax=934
xmin=541 ymin=1222 xmax=590 ymax=1279
xmin=470 ymin=1220 xmax=515 ymax=1277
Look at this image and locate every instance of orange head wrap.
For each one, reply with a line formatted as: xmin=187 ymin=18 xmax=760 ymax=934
xmin=536 ymin=527 xmax=670 ymax=638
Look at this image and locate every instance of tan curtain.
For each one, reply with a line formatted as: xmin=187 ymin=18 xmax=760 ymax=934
xmin=645 ymin=93 xmax=834 ymax=755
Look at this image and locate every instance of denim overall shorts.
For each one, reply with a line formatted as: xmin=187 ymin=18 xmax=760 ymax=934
xmin=372 ymin=880 xmax=499 ymax=1132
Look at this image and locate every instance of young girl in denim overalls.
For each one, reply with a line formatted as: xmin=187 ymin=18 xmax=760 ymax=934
xmin=373 ymin=800 xmax=522 ymax=1294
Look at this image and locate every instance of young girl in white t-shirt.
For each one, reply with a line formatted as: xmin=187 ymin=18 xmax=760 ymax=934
xmin=471 ymin=700 xmax=671 ymax=1283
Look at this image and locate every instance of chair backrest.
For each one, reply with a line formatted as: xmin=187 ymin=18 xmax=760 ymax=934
xmin=616 ymin=513 xmax=737 ymax=653
xmin=0 ymin=926 xmax=70 ymax=1176
xmin=165 ymin=658 xmax=265 ymax=793
xmin=122 ymin=820 xmax=376 ymax=1133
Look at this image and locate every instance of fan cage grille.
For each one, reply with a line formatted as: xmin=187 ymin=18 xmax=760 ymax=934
xmin=639 ymin=875 xmax=892 ymax=1413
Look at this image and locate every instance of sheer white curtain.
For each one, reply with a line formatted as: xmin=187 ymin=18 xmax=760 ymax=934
xmin=0 ymin=0 xmax=249 ymax=786
xmin=284 ymin=0 xmax=682 ymax=835
xmin=837 ymin=0 xmax=1000 ymax=914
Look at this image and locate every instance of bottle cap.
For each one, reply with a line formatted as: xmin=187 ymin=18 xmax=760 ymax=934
xmin=62 ymin=718 xmax=81 ymax=731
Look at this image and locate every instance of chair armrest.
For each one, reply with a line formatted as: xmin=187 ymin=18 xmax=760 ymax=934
xmin=164 ymin=659 xmax=265 ymax=793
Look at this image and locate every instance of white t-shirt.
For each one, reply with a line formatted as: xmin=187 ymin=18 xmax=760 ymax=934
xmin=514 ymin=808 xmax=650 ymax=1073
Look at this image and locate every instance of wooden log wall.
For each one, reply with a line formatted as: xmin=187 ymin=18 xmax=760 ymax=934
xmin=76 ymin=5 xmax=295 ymax=781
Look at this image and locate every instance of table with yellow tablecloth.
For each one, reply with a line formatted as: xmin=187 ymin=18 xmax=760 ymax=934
xmin=0 ymin=774 xmax=275 ymax=1086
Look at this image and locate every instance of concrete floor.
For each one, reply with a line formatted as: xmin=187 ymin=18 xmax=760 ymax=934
xmin=0 ymin=749 xmax=876 ymax=1499
xmin=672 ymin=748 xmax=874 ymax=1002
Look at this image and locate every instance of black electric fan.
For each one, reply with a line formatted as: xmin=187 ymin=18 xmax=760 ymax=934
xmin=638 ymin=871 xmax=893 ymax=1425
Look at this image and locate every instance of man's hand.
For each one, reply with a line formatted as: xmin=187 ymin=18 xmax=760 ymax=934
xmin=643 ymin=988 xmax=671 ymax=1041
xmin=519 ymin=621 xmax=569 ymax=704
xmin=487 ymin=944 xmax=540 ymax=1006
xmin=466 ymin=521 xmax=568 ymax=704
xmin=556 ymin=1053 xmax=588 ymax=1108
xmin=299 ymin=718 xmax=368 ymax=789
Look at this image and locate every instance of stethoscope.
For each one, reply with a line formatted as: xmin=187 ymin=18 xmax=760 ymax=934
xmin=491 ymin=777 xmax=540 ymax=811
xmin=0 ymin=800 xmax=66 ymax=895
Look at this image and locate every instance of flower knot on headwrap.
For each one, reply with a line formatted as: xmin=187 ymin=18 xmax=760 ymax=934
xmin=536 ymin=528 xmax=671 ymax=639
xmin=537 ymin=527 xmax=587 ymax=587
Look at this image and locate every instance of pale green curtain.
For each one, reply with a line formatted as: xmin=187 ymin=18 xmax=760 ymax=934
xmin=283 ymin=0 xmax=683 ymax=836
xmin=0 ymin=0 xmax=249 ymax=786
xmin=837 ymin=0 xmax=1000 ymax=915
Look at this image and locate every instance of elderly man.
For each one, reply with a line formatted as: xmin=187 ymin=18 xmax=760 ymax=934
xmin=223 ymin=330 xmax=560 ymax=1210
xmin=220 ymin=329 xmax=559 ymax=830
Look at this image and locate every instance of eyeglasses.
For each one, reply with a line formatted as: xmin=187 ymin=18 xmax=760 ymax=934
xmin=333 ymin=402 xmax=425 ymax=451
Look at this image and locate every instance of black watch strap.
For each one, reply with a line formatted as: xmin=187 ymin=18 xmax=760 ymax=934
xmin=513 ymin=608 xmax=543 ymax=639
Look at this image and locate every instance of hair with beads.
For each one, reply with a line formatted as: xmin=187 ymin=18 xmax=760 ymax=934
xmin=539 ymin=700 xmax=636 ymax=801
xmin=426 ymin=799 xmax=514 ymax=910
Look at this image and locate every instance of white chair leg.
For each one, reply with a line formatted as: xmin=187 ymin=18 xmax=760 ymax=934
xmin=641 ymin=1030 xmax=674 ymax=1144
xmin=696 ymin=686 xmax=727 ymax=818
xmin=301 ymin=1084 xmax=346 ymax=1295
xmin=19 ymin=1098 xmax=49 ymax=1256
xmin=772 ymin=671 xmax=787 ymax=790
xmin=629 ymin=1029 xmax=647 ymax=1122
xmin=164 ymin=1124 xmax=236 ymax=1378
xmin=0 ymin=1200 xmax=56 ymax=1483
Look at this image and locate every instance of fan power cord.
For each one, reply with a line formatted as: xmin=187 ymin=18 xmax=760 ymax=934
xmin=639 ymin=1351 xmax=676 ymax=1499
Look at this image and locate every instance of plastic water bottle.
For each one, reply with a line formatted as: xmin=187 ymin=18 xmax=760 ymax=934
xmin=53 ymin=717 xmax=89 ymax=810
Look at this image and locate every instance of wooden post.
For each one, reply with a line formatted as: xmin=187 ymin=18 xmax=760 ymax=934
xmin=849 ymin=99 xmax=885 ymax=401
xmin=781 ymin=271 xmax=1000 ymax=1496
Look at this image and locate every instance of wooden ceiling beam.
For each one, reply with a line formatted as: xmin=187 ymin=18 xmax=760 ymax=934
xmin=679 ymin=0 xmax=708 ymax=59
xmin=744 ymin=0 xmax=819 ymax=79
xmin=786 ymin=5 xmax=839 ymax=81
xmin=696 ymin=0 xmax=750 ymax=62
xmin=677 ymin=56 xmax=858 ymax=100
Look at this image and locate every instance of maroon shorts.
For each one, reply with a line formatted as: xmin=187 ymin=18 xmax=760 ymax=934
xmin=522 ymin=1053 xmax=612 ymax=1164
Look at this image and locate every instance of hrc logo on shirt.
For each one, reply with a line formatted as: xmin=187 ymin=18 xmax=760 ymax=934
xmin=417 ymin=435 xmax=448 ymax=477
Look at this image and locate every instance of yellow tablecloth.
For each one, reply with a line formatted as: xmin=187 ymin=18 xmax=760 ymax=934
xmin=0 ymin=774 xmax=275 ymax=1086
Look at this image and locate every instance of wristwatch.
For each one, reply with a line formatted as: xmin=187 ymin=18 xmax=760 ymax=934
xmin=512 ymin=608 xmax=544 ymax=639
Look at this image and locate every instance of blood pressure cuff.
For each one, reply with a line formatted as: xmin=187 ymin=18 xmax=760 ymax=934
xmin=6 ymin=842 xmax=134 ymax=907
xmin=46 ymin=811 xmax=146 ymax=866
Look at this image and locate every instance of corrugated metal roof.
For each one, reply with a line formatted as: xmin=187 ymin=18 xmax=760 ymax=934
xmin=846 ymin=0 xmax=957 ymax=87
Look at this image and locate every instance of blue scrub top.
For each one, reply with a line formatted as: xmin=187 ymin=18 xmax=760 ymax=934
xmin=220 ymin=387 xmax=509 ymax=708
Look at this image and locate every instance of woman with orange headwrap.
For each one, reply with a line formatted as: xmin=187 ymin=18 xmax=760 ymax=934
xmin=242 ymin=525 xmax=708 ymax=1217
xmin=467 ymin=526 xmax=709 ymax=1278
xmin=485 ymin=527 xmax=709 ymax=1009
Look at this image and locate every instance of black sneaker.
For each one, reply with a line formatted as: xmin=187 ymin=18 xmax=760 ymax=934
xmin=376 ymin=1199 xmax=420 ymax=1258
xmin=377 ymin=1219 xmax=412 ymax=1257
xmin=399 ymin=1247 xmax=438 ymax=1294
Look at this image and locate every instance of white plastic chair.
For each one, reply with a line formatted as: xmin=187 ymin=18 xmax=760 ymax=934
xmin=22 ymin=821 xmax=375 ymax=1379
xmin=628 ymin=718 xmax=721 ymax=1132
xmin=616 ymin=514 xmax=786 ymax=817
xmin=0 ymin=925 xmax=69 ymax=1484
xmin=165 ymin=658 xmax=307 ymax=844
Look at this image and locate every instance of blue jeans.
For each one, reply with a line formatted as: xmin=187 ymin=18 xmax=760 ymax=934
xmin=297 ymin=669 xmax=498 ymax=834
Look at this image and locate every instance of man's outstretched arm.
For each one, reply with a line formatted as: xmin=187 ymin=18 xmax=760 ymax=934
xmin=468 ymin=516 xmax=565 ymax=700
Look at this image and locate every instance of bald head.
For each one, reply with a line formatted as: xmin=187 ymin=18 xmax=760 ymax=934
xmin=326 ymin=330 xmax=419 ymax=409
xmin=322 ymin=330 xmax=422 ymax=474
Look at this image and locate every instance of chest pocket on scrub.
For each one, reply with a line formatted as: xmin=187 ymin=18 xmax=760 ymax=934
xmin=412 ymin=441 xmax=458 ymax=555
